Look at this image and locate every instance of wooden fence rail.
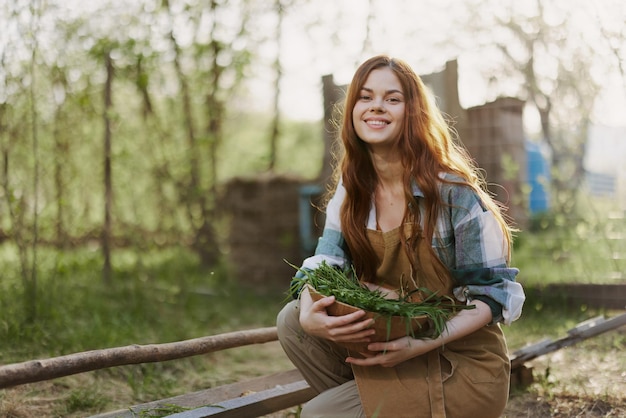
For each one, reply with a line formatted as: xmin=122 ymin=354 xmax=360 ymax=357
xmin=0 ymin=327 xmax=278 ymax=389
xmin=510 ymin=312 xmax=626 ymax=369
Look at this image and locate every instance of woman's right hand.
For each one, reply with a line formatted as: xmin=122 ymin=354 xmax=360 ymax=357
xmin=298 ymin=286 xmax=375 ymax=343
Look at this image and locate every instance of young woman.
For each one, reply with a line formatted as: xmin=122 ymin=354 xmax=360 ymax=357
xmin=277 ymin=55 xmax=525 ymax=418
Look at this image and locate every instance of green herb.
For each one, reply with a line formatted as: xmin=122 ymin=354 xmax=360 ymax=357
xmin=289 ymin=260 xmax=474 ymax=339
xmin=137 ymin=403 xmax=192 ymax=417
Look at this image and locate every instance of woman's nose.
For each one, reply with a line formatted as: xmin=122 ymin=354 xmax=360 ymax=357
xmin=369 ymin=100 xmax=384 ymax=112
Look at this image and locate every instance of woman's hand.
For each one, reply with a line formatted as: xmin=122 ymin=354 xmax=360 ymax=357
xmin=299 ymin=286 xmax=375 ymax=343
xmin=347 ymin=336 xmax=438 ymax=368
xmin=347 ymin=299 xmax=493 ymax=368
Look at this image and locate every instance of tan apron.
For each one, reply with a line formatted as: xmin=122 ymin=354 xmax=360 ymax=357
xmin=351 ymin=224 xmax=510 ymax=418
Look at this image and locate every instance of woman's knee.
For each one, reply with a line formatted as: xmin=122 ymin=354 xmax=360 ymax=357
xmin=276 ymin=300 xmax=300 ymax=339
xmin=300 ymin=380 xmax=365 ymax=418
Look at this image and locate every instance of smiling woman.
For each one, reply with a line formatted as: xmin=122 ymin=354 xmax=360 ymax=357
xmin=277 ymin=55 xmax=525 ymax=418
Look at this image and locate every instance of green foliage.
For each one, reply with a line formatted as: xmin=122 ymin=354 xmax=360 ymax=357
xmin=219 ymin=112 xmax=323 ymax=179
xmin=0 ymin=1 xmax=325 ymax=267
xmin=63 ymin=387 xmax=109 ymax=415
xmin=513 ymin=202 xmax=625 ymax=286
xmin=125 ymin=363 xmax=178 ymax=402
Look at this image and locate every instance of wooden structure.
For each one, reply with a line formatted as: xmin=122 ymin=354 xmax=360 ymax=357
xmin=0 ymin=328 xmax=280 ymax=389
xmin=220 ymin=174 xmax=305 ymax=288
xmin=463 ymin=98 xmax=528 ymax=225
xmin=539 ymin=283 xmax=626 ymax=310
xmin=0 ymin=327 xmax=315 ymax=418
xmin=419 ymin=64 xmax=529 ymax=226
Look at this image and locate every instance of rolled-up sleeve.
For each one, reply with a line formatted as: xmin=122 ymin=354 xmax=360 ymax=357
xmin=440 ymin=182 xmax=525 ymax=325
xmin=290 ymin=184 xmax=351 ymax=296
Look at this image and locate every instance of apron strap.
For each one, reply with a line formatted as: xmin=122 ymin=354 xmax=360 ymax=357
xmin=427 ymin=349 xmax=446 ymax=418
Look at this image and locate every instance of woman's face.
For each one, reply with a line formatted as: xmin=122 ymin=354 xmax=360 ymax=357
xmin=352 ymin=67 xmax=405 ymax=150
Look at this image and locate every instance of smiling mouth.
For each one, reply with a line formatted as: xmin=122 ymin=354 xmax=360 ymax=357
xmin=365 ymin=120 xmax=389 ymax=127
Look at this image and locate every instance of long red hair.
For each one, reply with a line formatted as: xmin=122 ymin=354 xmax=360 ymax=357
xmin=332 ymin=55 xmax=513 ymax=281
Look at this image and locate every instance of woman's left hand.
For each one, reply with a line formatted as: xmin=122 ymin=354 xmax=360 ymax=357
xmin=346 ymin=299 xmax=493 ymax=368
xmin=346 ymin=336 xmax=437 ymax=368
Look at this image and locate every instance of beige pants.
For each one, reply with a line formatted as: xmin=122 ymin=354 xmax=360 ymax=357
xmin=276 ymin=300 xmax=366 ymax=418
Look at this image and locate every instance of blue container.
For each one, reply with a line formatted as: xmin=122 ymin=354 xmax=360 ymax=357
xmin=526 ymin=141 xmax=550 ymax=214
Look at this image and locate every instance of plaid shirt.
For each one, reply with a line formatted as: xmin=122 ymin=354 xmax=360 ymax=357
xmin=297 ymin=173 xmax=525 ymax=325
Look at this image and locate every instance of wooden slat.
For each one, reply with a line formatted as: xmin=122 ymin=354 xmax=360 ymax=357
xmin=166 ymin=380 xmax=314 ymax=418
xmin=90 ymin=369 xmax=313 ymax=418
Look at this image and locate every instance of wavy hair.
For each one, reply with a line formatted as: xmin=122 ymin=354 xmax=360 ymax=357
xmin=332 ymin=55 xmax=513 ymax=281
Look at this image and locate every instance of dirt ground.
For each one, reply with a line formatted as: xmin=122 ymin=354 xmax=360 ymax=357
xmin=502 ymin=326 xmax=626 ymax=418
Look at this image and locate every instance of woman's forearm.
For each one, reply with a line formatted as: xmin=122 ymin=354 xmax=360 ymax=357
xmin=433 ymin=298 xmax=493 ymax=347
xmin=346 ymin=299 xmax=494 ymax=367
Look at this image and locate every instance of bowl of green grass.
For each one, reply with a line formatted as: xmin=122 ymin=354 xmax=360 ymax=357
xmin=291 ymin=261 xmax=470 ymax=354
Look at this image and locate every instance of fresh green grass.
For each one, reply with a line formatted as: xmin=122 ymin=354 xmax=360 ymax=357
xmin=500 ymin=289 xmax=613 ymax=349
xmin=0 ymin=245 xmax=285 ymax=364
xmin=0 ymin=244 xmax=290 ymax=415
xmin=512 ymin=211 xmax=625 ymax=286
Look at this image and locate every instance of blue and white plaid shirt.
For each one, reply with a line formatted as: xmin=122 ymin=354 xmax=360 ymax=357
xmin=296 ymin=173 xmax=525 ymax=325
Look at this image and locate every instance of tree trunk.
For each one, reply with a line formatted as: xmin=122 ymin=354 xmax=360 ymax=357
xmin=102 ymin=51 xmax=114 ymax=284
xmin=267 ymin=0 xmax=284 ymax=172
xmin=26 ymin=4 xmax=40 ymax=322
xmin=53 ymin=102 xmax=68 ymax=248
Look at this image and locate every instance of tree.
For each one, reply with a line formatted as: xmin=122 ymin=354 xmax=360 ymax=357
xmin=0 ymin=0 xmax=46 ymax=321
xmin=455 ymin=0 xmax=610 ymax=221
xmin=594 ymin=1 xmax=626 ymax=93
xmin=102 ymin=45 xmax=115 ymax=283
xmin=267 ymin=0 xmax=285 ymax=172
xmin=158 ymin=0 xmax=255 ymax=266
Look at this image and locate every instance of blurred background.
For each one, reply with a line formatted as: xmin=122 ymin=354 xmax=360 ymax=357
xmin=0 ymin=0 xmax=625 ymax=416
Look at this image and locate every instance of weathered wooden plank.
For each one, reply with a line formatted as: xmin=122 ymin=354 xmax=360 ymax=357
xmin=90 ymin=369 xmax=311 ymax=418
xmin=166 ymin=380 xmax=314 ymax=418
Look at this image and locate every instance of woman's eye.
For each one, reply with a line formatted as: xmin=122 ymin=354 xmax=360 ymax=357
xmin=360 ymin=95 xmax=371 ymax=101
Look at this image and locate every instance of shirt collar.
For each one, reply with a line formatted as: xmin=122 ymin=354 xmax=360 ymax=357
xmin=411 ymin=179 xmax=424 ymax=198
